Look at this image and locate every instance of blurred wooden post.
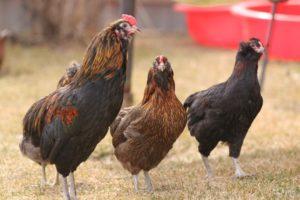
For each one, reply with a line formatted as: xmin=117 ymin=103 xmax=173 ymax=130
xmin=121 ymin=0 xmax=135 ymax=107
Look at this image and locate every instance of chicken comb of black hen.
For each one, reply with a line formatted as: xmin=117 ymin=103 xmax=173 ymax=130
xmin=184 ymin=38 xmax=264 ymax=179
xmin=110 ymin=56 xmax=186 ymax=192
xmin=20 ymin=15 xmax=139 ymax=199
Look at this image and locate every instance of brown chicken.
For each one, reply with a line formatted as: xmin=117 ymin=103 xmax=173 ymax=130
xmin=110 ymin=56 xmax=187 ymax=192
xmin=20 ymin=15 xmax=139 ymax=199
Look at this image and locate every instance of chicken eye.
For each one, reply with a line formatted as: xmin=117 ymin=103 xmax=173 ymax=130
xmin=122 ymin=23 xmax=128 ymax=28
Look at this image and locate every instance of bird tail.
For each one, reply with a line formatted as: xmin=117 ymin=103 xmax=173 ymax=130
xmin=183 ymin=92 xmax=197 ymax=110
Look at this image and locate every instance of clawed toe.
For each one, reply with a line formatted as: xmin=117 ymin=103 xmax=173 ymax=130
xmin=234 ymin=172 xmax=254 ymax=179
xmin=48 ymin=181 xmax=59 ymax=187
xmin=40 ymin=180 xmax=47 ymax=187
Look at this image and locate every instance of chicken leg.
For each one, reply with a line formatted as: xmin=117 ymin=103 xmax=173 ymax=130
xmin=232 ymin=157 xmax=247 ymax=178
xmin=60 ymin=175 xmax=71 ymax=200
xmin=52 ymin=171 xmax=59 ymax=186
xmin=201 ymin=155 xmax=213 ymax=179
xmin=144 ymin=171 xmax=153 ymax=192
xmin=41 ymin=165 xmax=59 ymax=186
xmin=41 ymin=164 xmax=47 ymax=187
xmin=68 ymin=172 xmax=77 ymax=200
xmin=133 ymin=174 xmax=139 ymax=192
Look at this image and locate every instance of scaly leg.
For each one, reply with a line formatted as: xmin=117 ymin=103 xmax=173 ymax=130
xmin=143 ymin=171 xmax=153 ymax=192
xmin=201 ymin=155 xmax=213 ymax=179
xmin=133 ymin=174 xmax=139 ymax=192
xmin=41 ymin=164 xmax=47 ymax=187
xmin=232 ymin=157 xmax=247 ymax=178
xmin=60 ymin=175 xmax=71 ymax=200
xmin=68 ymin=172 xmax=77 ymax=200
xmin=49 ymin=171 xmax=60 ymax=186
xmin=53 ymin=171 xmax=59 ymax=186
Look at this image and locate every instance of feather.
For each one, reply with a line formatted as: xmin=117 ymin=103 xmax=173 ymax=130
xmin=111 ymin=56 xmax=187 ymax=175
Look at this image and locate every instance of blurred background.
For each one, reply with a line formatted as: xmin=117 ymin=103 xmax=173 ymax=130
xmin=0 ymin=0 xmax=186 ymax=43
xmin=0 ymin=0 xmax=299 ymax=199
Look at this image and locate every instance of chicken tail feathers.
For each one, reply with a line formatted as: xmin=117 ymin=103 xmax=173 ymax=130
xmin=183 ymin=93 xmax=197 ymax=110
xmin=23 ymin=97 xmax=48 ymax=146
xmin=110 ymin=106 xmax=133 ymax=136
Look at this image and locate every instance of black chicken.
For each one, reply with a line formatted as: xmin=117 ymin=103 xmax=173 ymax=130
xmin=20 ymin=15 xmax=139 ymax=199
xmin=184 ymin=38 xmax=264 ymax=178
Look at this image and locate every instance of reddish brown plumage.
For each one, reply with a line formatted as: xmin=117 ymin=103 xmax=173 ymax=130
xmin=111 ymin=56 xmax=187 ymax=175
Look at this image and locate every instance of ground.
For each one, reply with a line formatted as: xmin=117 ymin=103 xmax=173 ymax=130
xmin=0 ymin=34 xmax=299 ymax=200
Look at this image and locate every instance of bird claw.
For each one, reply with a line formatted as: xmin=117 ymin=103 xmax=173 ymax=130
xmin=204 ymin=173 xmax=214 ymax=181
xmin=146 ymin=185 xmax=153 ymax=193
xmin=134 ymin=187 xmax=139 ymax=193
xmin=234 ymin=172 xmax=253 ymax=179
xmin=40 ymin=180 xmax=47 ymax=187
xmin=69 ymin=195 xmax=78 ymax=200
xmin=48 ymin=181 xmax=59 ymax=187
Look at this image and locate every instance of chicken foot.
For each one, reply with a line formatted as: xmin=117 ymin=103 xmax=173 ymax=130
xmin=201 ymin=155 xmax=213 ymax=179
xmin=232 ymin=157 xmax=248 ymax=178
xmin=133 ymin=174 xmax=139 ymax=192
xmin=144 ymin=171 xmax=153 ymax=192
xmin=40 ymin=164 xmax=59 ymax=187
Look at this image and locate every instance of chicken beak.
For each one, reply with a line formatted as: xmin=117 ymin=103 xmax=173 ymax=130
xmin=129 ymin=25 xmax=140 ymax=35
xmin=158 ymin=64 xmax=166 ymax=71
xmin=259 ymin=47 xmax=265 ymax=53
xmin=134 ymin=25 xmax=141 ymax=32
xmin=254 ymin=46 xmax=265 ymax=54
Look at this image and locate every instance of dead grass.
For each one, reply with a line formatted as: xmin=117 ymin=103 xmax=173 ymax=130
xmin=0 ymin=34 xmax=299 ymax=200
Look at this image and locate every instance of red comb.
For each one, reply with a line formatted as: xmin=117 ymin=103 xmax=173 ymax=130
xmin=159 ymin=55 xmax=164 ymax=63
xmin=122 ymin=14 xmax=137 ymax=26
xmin=157 ymin=55 xmax=167 ymax=63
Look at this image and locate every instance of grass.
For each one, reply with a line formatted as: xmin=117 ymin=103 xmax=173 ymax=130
xmin=0 ymin=33 xmax=299 ymax=199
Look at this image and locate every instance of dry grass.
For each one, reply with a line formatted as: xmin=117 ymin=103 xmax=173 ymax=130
xmin=0 ymin=34 xmax=299 ymax=200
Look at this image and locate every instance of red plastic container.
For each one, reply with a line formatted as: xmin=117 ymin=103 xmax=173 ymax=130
xmin=175 ymin=1 xmax=300 ymax=61
xmin=232 ymin=0 xmax=300 ymax=61
xmin=174 ymin=4 xmax=242 ymax=49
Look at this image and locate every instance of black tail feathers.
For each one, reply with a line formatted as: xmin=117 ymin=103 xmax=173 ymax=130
xmin=183 ymin=93 xmax=197 ymax=110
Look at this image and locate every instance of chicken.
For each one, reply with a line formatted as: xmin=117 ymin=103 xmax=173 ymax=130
xmin=57 ymin=61 xmax=81 ymax=88
xmin=19 ymin=14 xmax=139 ymax=200
xmin=110 ymin=56 xmax=187 ymax=192
xmin=30 ymin=61 xmax=82 ymax=187
xmin=184 ymin=38 xmax=264 ymax=178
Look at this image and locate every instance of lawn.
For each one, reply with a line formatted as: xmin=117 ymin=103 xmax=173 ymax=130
xmin=0 ymin=33 xmax=299 ymax=200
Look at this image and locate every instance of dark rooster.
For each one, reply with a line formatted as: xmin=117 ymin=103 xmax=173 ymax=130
xmin=110 ymin=56 xmax=187 ymax=192
xmin=20 ymin=14 xmax=139 ymax=199
xmin=57 ymin=61 xmax=81 ymax=88
xmin=184 ymin=38 xmax=264 ymax=178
